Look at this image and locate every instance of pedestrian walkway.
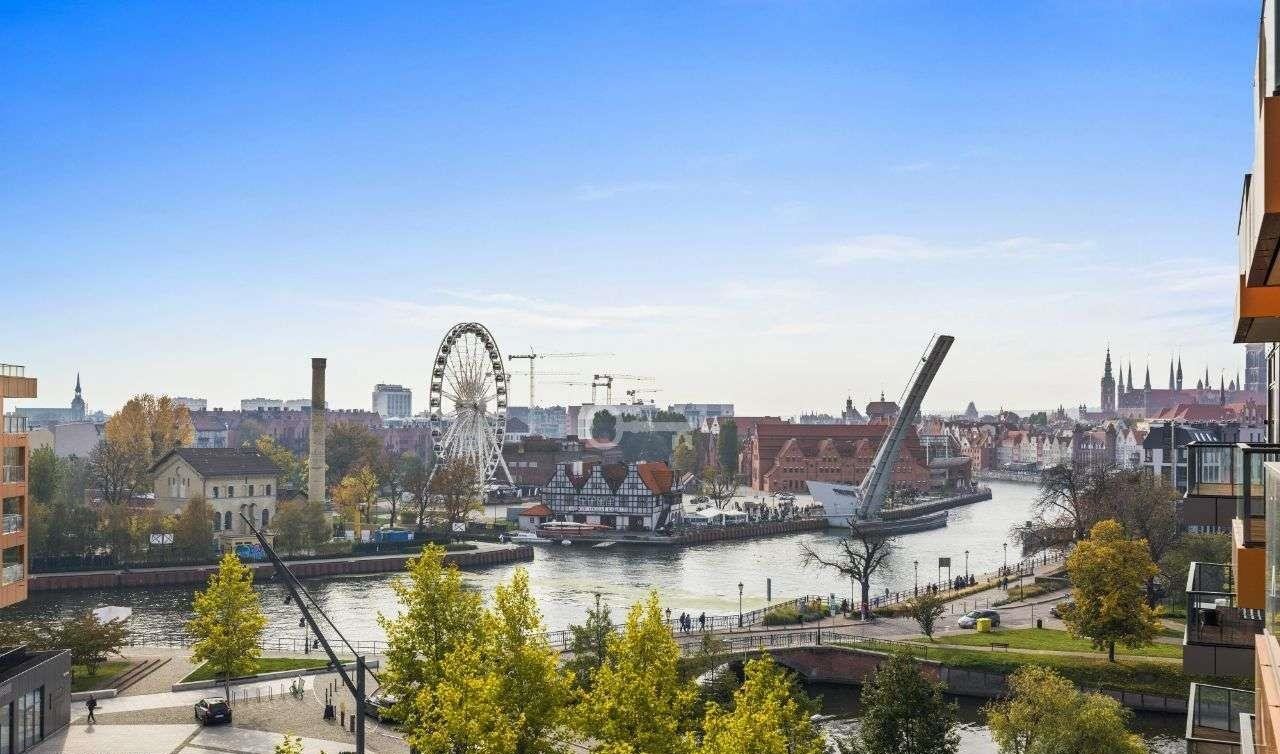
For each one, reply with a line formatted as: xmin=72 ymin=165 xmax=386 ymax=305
xmin=30 ymin=723 xmax=361 ymax=754
xmin=71 ymin=676 xmax=316 ymax=719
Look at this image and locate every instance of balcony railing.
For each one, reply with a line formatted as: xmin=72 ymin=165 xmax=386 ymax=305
xmin=1184 ymin=562 xmax=1265 ymax=647
xmin=1186 ymin=683 xmax=1254 ymax=753
xmin=1 ymin=416 xmax=25 ymax=435
xmin=3 ymin=515 xmax=23 ymax=535
xmin=0 ymin=466 xmax=23 ymax=484
xmin=0 ymin=365 xmax=23 ymax=378
xmin=2 ymin=563 xmax=24 ymax=585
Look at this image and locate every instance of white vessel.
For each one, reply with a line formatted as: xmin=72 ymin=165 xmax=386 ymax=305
xmin=508 ymin=530 xmax=553 ymax=544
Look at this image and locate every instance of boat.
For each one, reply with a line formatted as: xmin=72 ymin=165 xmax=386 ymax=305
xmin=537 ymin=521 xmax=610 ymax=540
xmin=561 ymin=539 xmax=572 ymax=546
xmin=592 ymin=541 xmax=616 ymax=549
xmin=508 ymin=530 xmax=553 ymax=544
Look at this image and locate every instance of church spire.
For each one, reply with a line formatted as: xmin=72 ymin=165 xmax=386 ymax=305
xmin=1144 ymin=364 xmax=1152 ymax=390
xmin=1177 ymin=356 xmax=1184 ymax=391
xmin=75 ymin=372 xmax=81 ymax=396
xmin=1169 ymin=359 xmax=1175 ymax=390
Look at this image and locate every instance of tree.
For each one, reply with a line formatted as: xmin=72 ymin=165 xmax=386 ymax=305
xmin=430 ymin=457 xmax=482 ymax=525
xmin=90 ymin=439 xmax=145 ymax=507
xmin=376 ymin=451 xmax=416 ymax=529
xmin=174 ymin=495 xmax=216 ymax=560
xmin=1160 ymin=532 xmax=1230 ymax=603
xmin=103 ymin=394 xmax=194 ymax=492
xmin=566 ymin=592 xmax=614 ymax=690
xmin=801 ymin=521 xmax=897 ymax=620
xmin=273 ymin=734 xmax=304 ymax=754
xmin=101 ymin=502 xmax=136 ymax=560
xmin=1061 ymin=519 xmax=1162 ymax=662
xmin=1033 ymin=463 xmax=1114 ymax=544
xmin=1108 ymin=469 xmax=1180 ymax=604
xmin=403 ymin=454 xmax=434 ymax=528
xmin=591 ymin=409 xmax=617 ymax=442
xmin=701 ymin=654 xmax=825 ymax=754
xmin=701 ymin=467 xmax=738 ymax=509
xmin=410 ymin=638 xmax=519 ymax=754
xmin=717 ymin=419 xmax=739 ymax=473
xmin=272 ymin=500 xmax=332 ymax=553
xmin=236 ymin=417 xmax=268 ymax=449
xmin=579 ymin=593 xmax=696 ymax=754
xmin=985 ymin=665 xmax=1144 ymax=754
xmin=27 ymin=447 xmax=60 ymax=506
xmin=256 ymin=436 xmax=306 ymax=492
xmin=56 ymin=612 xmax=131 ymax=679
xmin=907 ymin=591 xmax=946 ymax=639
xmin=671 ymin=437 xmax=695 ymax=475
xmin=377 ymin=545 xmax=484 ymax=729
xmin=187 ymin=552 xmax=267 ymax=700
xmin=30 ymin=455 xmax=98 ymax=558
xmin=843 ymin=650 xmax=958 ymax=754
xmin=325 ymin=422 xmax=382 ymax=489
xmin=332 ymin=466 xmax=379 ymax=537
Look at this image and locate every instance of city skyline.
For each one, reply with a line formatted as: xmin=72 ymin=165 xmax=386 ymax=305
xmin=3 ymin=1 xmax=1257 ymax=415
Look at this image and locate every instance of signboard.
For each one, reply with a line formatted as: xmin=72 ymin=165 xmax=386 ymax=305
xmin=149 ymin=533 xmax=174 ymax=545
xmin=938 ymin=557 xmax=951 ymax=568
xmin=451 ymin=522 xmax=467 ymax=533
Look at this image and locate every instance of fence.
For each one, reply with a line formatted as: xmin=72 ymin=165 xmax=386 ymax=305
xmin=1186 ymin=683 xmax=1253 ymax=754
xmin=866 ymin=549 xmax=1066 ymax=613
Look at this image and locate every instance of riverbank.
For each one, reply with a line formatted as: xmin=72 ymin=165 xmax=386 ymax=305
xmin=975 ymin=470 xmax=1041 ymax=484
xmin=879 ymin=487 xmax=993 ymax=520
xmin=552 ymin=517 xmax=827 ymax=546
xmin=29 ymin=542 xmax=533 ymax=592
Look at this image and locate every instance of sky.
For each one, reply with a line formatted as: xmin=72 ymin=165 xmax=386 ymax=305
xmin=0 ymin=1 xmax=1259 ymax=418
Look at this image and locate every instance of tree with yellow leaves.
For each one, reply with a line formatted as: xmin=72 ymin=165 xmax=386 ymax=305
xmin=187 ymin=553 xmax=267 ymax=701
xmin=579 ymin=592 xmax=697 ymax=754
xmin=701 ymin=654 xmax=825 ymax=754
xmin=105 ymin=394 xmax=194 ymax=466
xmin=409 ymin=639 xmax=519 ymax=754
xmin=1061 ymin=519 xmax=1163 ymax=662
xmin=985 ymin=665 xmax=1145 ymax=754
xmin=332 ymin=466 xmax=378 ymax=539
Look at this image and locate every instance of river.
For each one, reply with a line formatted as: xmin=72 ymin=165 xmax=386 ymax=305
xmin=11 ymin=480 xmax=1183 ymax=750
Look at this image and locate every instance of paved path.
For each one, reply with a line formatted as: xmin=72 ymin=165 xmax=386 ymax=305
xmin=31 ymin=723 xmax=361 ymax=754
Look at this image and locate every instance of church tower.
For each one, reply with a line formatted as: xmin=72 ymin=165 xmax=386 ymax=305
xmin=70 ymin=373 xmax=86 ymax=421
xmin=1177 ymin=356 xmax=1184 ymax=391
xmin=1169 ymin=359 xmax=1176 ymax=390
xmin=1100 ymin=349 xmax=1116 ymax=414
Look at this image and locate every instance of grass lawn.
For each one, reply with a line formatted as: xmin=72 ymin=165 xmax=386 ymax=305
xmin=927 ymin=627 xmax=1182 ymax=659
xmin=71 ymin=660 xmax=134 ymax=693
xmin=992 ymin=582 xmax=1056 ymax=605
xmin=842 ymin=640 xmax=1221 ymax=699
xmin=181 ymin=657 xmax=334 ymax=684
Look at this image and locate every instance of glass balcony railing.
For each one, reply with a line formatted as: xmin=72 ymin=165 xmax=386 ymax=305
xmin=2 ymin=563 xmax=24 ymax=585
xmin=0 ymin=466 xmax=23 ymax=484
xmin=3 ymin=515 xmax=23 ymax=535
xmin=0 ymin=365 xmax=24 ymax=378
xmin=1 ymin=416 xmax=25 ymax=434
xmin=1186 ymin=563 xmax=1264 ymax=648
xmin=1186 ymin=683 xmax=1254 ymax=753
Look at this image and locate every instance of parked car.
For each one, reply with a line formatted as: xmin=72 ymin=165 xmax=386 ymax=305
xmin=365 ymin=690 xmax=399 ymax=723
xmin=1050 ymin=600 xmax=1074 ymax=619
xmin=957 ymin=609 xmax=1001 ymax=629
xmin=194 ymin=697 xmax=232 ymax=725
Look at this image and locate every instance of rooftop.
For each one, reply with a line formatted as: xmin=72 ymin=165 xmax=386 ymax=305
xmin=150 ymin=447 xmax=282 ymax=477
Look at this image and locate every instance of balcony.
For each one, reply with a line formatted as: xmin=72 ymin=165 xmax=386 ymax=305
xmin=0 ymin=466 xmax=23 ymax=485
xmin=3 ymin=515 xmax=23 ymax=535
xmin=1186 ymin=683 xmax=1255 ymax=754
xmin=1184 ymin=562 xmax=1264 ymax=677
xmin=1184 ymin=443 xmax=1280 ymax=535
xmin=3 ymin=563 xmax=25 ymax=585
xmin=1 ymin=416 xmax=26 ymax=435
xmin=0 ymin=365 xmax=35 ymax=401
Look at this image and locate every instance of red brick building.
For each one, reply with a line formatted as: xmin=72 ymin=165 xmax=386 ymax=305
xmin=741 ymin=422 xmax=930 ymax=495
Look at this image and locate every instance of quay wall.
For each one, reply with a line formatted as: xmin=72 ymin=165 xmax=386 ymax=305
xmin=29 ymin=545 xmax=534 ymax=592
xmin=673 ymin=518 xmax=826 ymax=545
xmin=879 ymin=488 xmax=992 ymax=520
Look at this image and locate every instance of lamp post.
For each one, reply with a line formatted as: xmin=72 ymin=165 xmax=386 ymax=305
xmin=913 ymin=560 xmax=919 ymax=595
xmin=964 ymin=549 xmax=969 ymax=579
xmin=738 ymin=582 xmax=744 ymax=628
xmin=1003 ymin=542 xmax=1008 ymax=576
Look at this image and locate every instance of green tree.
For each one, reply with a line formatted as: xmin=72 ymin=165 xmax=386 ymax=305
xmin=376 ymin=451 xmax=417 ymax=528
xmin=30 ymin=455 xmax=98 ymax=558
xmin=985 ymin=665 xmax=1144 ymax=754
xmin=27 ymin=447 xmax=60 ymax=506
xmin=174 ymin=495 xmax=215 ymax=560
xmin=1061 ymin=519 xmax=1162 ymax=662
xmin=430 ymin=457 xmax=482 ymax=525
xmin=1160 ymin=532 xmax=1230 ymax=603
xmin=701 ymin=655 xmax=825 ymax=754
xmin=325 ymin=422 xmax=382 ymax=489
xmin=102 ymin=502 xmax=136 ymax=560
xmin=256 ymin=435 xmax=307 ymax=492
xmin=566 ymin=592 xmax=615 ymax=690
xmin=843 ymin=650 xmax=958 ymax=754
xmin=402 ymin=453 xmax=434 ymax=528
xmin=273 ymin=734 xmax=305 ymax=754
xmin=717 ymin=419 xmax=739 ymax=472
xmin=377 ymin=545 xmax=484 ymax=728
xmin=272 ymin=499 xmax=332 ymax=553
xmin=187 ymin=552 xmax=267 ymax=700
xmin=580 ymin=593 xmax=696 ymax=754
xmin=1108 ymin=469 xmax=1180 ymax=605
xmin=410 ymin=638 xmax=519 ymax=754
xmin=56 ymin=612 xmax=131 ymax=679
xmin=671 ymin=437 xmax=695 ymax=475
xmin=907 ymin=591 xmax=946 ymax=639
xmin=591 ymin=409 xmax=617 ymax=442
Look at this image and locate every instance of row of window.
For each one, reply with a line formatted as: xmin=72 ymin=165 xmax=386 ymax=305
xmin=210 ymin=484 xmax=271 ymax=499
xmin=212 ymin=509 xmax=270 ymax=532
xmin=0 ymin=687 xmax=43 ymax=754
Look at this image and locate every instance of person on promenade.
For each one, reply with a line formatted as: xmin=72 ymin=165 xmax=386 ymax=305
xmin=86 ymin=694 xmax=97 ymax=723
xmin=698 ymin=612 xmax=706 ymax=631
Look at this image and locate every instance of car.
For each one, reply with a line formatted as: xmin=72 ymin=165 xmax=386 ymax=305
xmin=957 ymin=609 xmax=1001 ymax=629
xmin=1050 ymin=600 xmax=1074 ymax=619
xmin=194 ymin=697 xmax=232 ymax=725
xmin=364 ymin=690 xmax=399 ymax=723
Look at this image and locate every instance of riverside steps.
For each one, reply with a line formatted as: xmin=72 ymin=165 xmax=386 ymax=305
xmin=29 ymin=542 xmax=533 ymax=592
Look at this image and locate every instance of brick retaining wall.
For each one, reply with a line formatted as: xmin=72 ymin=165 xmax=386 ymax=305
xmin=673 ymin=518 xmax=826 ymax=545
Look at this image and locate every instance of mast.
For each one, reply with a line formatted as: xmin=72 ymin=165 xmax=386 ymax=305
xmin=857 ymin=335 xmax=954 ymax=519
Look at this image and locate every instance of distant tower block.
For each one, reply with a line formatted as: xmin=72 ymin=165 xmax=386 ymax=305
xmin=308 ymin=358 xmax=328 ymax=504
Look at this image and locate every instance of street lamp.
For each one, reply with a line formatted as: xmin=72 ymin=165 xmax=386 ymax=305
xmin=964 ymin=549 xmax=969 ymax=579
xmin=913 ymin=560 xmax=919 ymax=595
xmin=738 ymin=582 xmax=744 ymax=628
xmin=1003 ymin=542 xmax=1008 ymax=575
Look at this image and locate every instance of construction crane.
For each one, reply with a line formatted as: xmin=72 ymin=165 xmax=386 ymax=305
xmin=625 ymin=388 xmax=662 ymax=404
xmin=508 ymin=351 xmax=613 ymax=412
xmin=591 ymin=373 xmax=654 ymax=404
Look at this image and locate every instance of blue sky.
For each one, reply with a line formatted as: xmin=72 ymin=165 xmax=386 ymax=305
xmin=0 ymin=1 xmax=1256 ymax=416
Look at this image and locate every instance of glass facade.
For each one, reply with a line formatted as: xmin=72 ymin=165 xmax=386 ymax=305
xmin=0 ymin=688 xmax=43 ymax=753
xmin=1266 ymin=462 xmax=1280 ymax=633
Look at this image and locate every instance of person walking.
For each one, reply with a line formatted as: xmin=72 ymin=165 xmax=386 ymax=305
xmin=698 ymin=612 xmax=706 ymax=632
xmin=86 ymin=694 xmax=97 ymax=723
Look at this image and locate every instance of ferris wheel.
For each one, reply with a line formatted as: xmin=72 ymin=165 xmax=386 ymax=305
xmin=428 ymin=322 xmax=513 ymax=484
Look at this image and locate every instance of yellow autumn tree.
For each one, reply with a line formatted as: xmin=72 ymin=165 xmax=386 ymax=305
xmin=1061 ymin=519 xmax=1163 ymax=662
xmin=105 ymin=394 xmax=194 ymax=467
xmin=986 ymin=665 xmax=1145 ymax=754
xmin=332 ymin=466 xmax=379 ymax=538
xmin=701 ymin=654 xmax=825 ymax=754
xmin=187 ymin=553 xmax=267 ymax=701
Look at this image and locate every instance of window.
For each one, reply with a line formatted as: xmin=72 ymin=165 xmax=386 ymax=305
xmin=266 ymin=484 xmax=272 ymax=496
xmin=15 ymin=687 xmax=41 ymax=752
xmin=212 ymin=487 xmax=219 ymax=499
xmin=212 ymin=515 xmax=219 ymax=533
xmin=262 ymin=509 xmax=270 ymax=527
xmin=227 ymin=486 xmax=235 ymax=498
xmin=248 ymin=484 xmax=254 ymax=496
xmin=223 ymin=511 xmax=232 ymax=530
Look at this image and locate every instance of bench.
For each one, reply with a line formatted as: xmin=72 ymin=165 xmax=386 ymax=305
xmin=990 ymin=642 xmax=1009 ymax=651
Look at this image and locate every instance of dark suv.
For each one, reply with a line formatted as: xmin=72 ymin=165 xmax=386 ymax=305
xmin=194 ymin=697 xmax=232 ymax=725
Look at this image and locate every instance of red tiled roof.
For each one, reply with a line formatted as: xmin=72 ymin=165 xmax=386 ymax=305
xmin=519 ymin=504 xmax=552 ymax=517
xmin=636 ymin=462 xmax=674 ymax=494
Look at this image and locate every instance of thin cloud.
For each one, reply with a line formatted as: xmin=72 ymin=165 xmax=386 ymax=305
xmin=810 ymin=234 xmax=1095 ymax=266
xmin=572 ymin=180 xmax=678 ymax=202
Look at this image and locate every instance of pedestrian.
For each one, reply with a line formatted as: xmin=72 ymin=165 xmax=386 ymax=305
xmin=699 ymin=612 xmax=706 ymax=631
xmin=86 ymin=694 xmax=97 ymax=723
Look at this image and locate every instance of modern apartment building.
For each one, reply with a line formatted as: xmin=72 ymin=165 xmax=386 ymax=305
xmin=0 ymin=364 xmax=34 ymax=608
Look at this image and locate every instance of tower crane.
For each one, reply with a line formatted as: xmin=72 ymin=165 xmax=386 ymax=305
xmin=591 ymin=373 xmax=654 ymax=404
xmin=507 ymin=351 xmax=613 ymax=413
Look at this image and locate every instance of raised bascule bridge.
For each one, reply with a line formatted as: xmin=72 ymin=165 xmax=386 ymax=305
xmin=807 ymin=334 xmax=988 ymax=534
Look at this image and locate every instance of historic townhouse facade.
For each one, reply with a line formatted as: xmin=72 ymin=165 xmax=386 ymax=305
xmin=543 ymin=461 xmax=680 ymax=532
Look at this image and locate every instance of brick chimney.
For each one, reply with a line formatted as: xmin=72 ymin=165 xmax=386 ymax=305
xmin=308 ymin=358 xmax=327 ymax=503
